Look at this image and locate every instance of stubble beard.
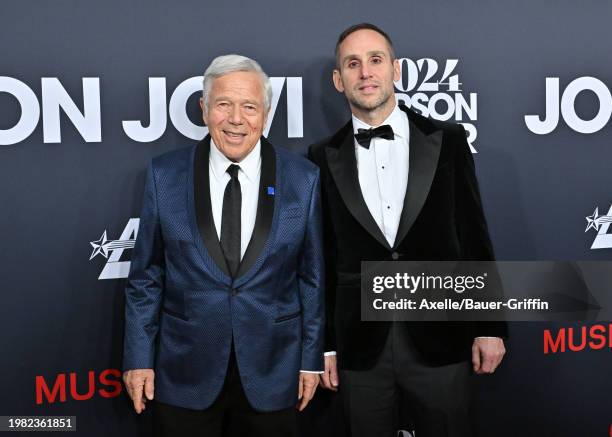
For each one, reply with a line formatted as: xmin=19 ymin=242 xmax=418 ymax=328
xmin=347 ymin=87 xmax=393 ymax=116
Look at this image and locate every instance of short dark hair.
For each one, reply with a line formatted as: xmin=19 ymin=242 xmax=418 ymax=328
xmin=335 ymin=23 xmax=396 ymax=67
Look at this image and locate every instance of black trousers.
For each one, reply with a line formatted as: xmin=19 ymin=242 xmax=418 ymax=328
xmin=340 ymin=323 xmax=472 ymax=437
xmin=153 ymin=345 xmax=298 ymax=437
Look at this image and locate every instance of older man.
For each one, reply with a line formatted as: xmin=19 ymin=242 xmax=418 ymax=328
xmin=309 ymin=24 xmax=507 ymax=436
xmin=123 ymin=55 xmax=324 ymax=437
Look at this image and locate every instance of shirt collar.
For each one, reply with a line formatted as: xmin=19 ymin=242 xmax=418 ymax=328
xmin=352 ymin=103 xmax=407 ymax=140
xmin=209 ymin=138 xmax=262 ymax=182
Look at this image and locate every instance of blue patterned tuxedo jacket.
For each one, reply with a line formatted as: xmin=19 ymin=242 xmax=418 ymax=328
xmin=123 ymin=136 xmax=324 ymax=411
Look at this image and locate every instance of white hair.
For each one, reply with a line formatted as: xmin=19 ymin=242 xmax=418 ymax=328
xmin=202 ymin=54 xmax=272 ymax=112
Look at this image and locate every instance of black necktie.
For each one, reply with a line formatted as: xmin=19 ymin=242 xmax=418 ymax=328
xmin=220 ymin=164 xmax=241 ymax=278
xmin=354 ymin=124 xmax=395 ymax=149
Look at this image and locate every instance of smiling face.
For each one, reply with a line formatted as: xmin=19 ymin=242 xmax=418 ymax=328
xmin=333 ymin=29 xmax=400 ymax=124
xmin=201 ymin=71 xmax=267 ymax=162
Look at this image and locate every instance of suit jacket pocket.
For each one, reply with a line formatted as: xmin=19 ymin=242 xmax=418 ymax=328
xmin=161 ymin=306 xmax=189 ymax=322
xmin=274 ymin=310 xmax=301 ymax=323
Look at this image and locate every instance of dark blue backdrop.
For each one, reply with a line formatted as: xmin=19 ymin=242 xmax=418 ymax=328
xmin=2 ymin=1 xmax=612 ymax=435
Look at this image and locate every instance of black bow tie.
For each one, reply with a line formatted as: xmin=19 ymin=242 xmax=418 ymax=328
xmin=354 ymin=125 xmax=395 ymax=149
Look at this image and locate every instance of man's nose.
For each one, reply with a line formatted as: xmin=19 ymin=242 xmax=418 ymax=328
xmin=229 ymin=105 xmax=243 ymax=124
xmin=360 ymin=64 xmax=371 ymax=79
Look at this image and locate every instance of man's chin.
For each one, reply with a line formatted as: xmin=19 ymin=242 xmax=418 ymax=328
xmin=350 ymin=97 xmax=386 ymax=112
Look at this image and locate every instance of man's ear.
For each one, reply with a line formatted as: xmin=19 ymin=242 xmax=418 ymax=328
xmin=332 ymin=69 xmax=345 ymax=93
xmin=200 ymin=97 xmax=208 ymax=125
xmin=393 ymin=58 xmax=400 ymax=82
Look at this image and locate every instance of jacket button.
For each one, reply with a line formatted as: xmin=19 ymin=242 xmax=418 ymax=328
xmin=231 ymin=288 xmax=237 ymax=296
xmin=391 ymin=252 xmax=400 ymax=260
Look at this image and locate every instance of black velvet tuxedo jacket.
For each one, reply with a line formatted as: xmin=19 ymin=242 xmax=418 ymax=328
xmin=308 ymin=105 xmax=508 ymax=370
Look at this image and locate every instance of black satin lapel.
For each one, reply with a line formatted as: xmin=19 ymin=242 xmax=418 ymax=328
xmin=194 ymin=136 xmax=230 ymax=277
xmin=393 ymin=120 xmax=442 ymax=248
xmin=326 ymin=129 xmax=391 ymax=250
xmin=236 ymin=137 xmax=276 ymax=277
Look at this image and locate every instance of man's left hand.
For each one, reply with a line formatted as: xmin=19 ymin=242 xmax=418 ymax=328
xmin=472 ymin=337 xmax=505 ymax=374
xmin=297 ymin=372 xmax=319 ymax=411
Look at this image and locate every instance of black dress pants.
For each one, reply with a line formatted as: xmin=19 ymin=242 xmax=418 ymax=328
xmin=153 ymin=345 xmax=298 ymax=437
xmin=340 ymin=323 xmax=472 ymax=437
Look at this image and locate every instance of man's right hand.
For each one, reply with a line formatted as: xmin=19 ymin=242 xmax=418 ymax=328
xmin=320 ymin=355 xmax=339 ymax=391
xmin=123 ymin=369 xmax=155 ymax=414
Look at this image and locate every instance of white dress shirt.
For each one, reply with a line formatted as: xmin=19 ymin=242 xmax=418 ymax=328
xmin=209 ymin=139 xmax=261 ymax=259
xmin=353 ymin=103 xmax=410 ymax=247
xmin=209 ymin=139 xmax=322 ymax=373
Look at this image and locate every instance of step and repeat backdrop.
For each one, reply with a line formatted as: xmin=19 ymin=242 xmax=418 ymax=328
xmin=2 ymin=1 xmax=612 ymax=436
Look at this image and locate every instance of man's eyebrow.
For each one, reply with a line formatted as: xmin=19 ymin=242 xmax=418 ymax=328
xmin=211 ymin=96 xmax=261 ymax=106
xmin=211 ymin=95 xmax=230 ymax=102
xmin=241 ymin=99 xmax=260 ymax=105
xmin=341 ymin=50 xmax=387 ymax=64
xmin=341 ymin=54 xmax=359 ymax=65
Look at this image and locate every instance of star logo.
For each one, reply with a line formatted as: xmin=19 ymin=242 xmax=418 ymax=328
xmin=585 ymin=207 xmax=612 ymax=233
xmin=585 ymin=208 xmax=600 ymax=232
xmin=89 ymin=218 xmax=140 ymax=279
xmin=90 ymin=231 xmax=110 ymax=259
xmin=585 ymin=205 xmax=612 ymax=250
xmin=89 ymin=230 xmax=137 ymax=260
